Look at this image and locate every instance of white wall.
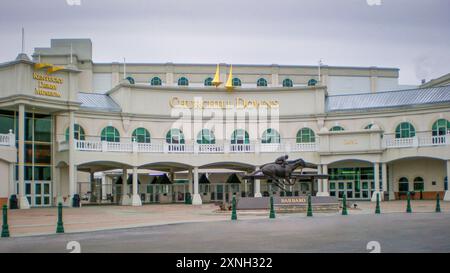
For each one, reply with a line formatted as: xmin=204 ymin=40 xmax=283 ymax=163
xmin=0 ymin=160 xmax=10 ymax=199
xmin=93 ymin=73 xmax=112 ymax=93
xmin=377 ymin=77 xmax=399 ymax=92
xmin=327 ymin=76 xmax=371 ymax=95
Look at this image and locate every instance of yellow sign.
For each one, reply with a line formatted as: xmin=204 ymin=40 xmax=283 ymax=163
xmin=33 ymin=72 xmax=63 ymax=97
xmin=169 ymin=97 xmax=279 ymax=109
xmin=344 ymin=139 xmax=358 ymax=145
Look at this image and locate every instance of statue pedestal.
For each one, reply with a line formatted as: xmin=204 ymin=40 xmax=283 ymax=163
xmin=316 ymin=192 xmax=330 ymax=197
xmin=192 ymin=193 xmax=202 ymax=205
xmin=371 ymin=191 xmax=384 ymax=202
xmin=444 ymin=191 xmax=450 ymax=201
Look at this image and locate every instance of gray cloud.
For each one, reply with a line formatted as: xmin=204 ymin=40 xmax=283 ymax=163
xmin=1 ymin=0 xmax=449 ymax=85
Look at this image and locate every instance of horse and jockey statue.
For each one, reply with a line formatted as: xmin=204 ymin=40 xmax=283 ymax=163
xmin=244 ymin=155 xmax=324 ymax=190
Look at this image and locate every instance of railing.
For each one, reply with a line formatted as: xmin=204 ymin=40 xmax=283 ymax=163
xmin=0 ymin=131 xmax=15 ymax=147
xmin=69 ymin=132 xmax=449 ymax=153
xmin=76 ymin=140 xmax=102 ymax=151
xmin=293 ymin=142 xmax=317 ymax=152
xmin=383 ymin=133 xmax=450 ymax=148
xmin=196 ymin=143 xmax=224 ymax=153
xmin=137 ymin=142 xmax=163 ymax=153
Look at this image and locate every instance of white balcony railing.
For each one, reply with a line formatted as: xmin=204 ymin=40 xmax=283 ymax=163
xmin=383 ymin=133 xmax=450 ymax=148
xmin=76 ymin=140 xmax=102 ymax=151
xmin=0 ymin=131 xmax=15 ymax=147
xmin=69 ymin=131 xmax=449 ymax=154
xmin=196 ymin=143 xmax=224 ymax=153
xmin=293 ymin=142 xmax=317 ymax=152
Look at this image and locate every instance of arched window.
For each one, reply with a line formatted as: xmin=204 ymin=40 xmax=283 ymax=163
xmin=232 ymin=78 xmax=241 ymax=87
xmin=307 ymin=79 xmax=317 ymax=86
xmin=231 ymin=129 xmax=249 ymax=144
xmin=398 ymin=177 xmax=409 ymax=192
xmin=178 ymin=77 xmax=189 ymax=86
xmin=330 ymin=126 xmax=345 ymax=132
xmin=65 ymin=124 xmax=85 ymax=141
xmin=257 ymin=78 xmax=267 ymax=87
xmin=282 ymin=78 xmax=293 ymax=87
xmin=413 ymin=177 xmax=424 ymax=191
xmin=197 ymin=129 xmax=215 ymax=144
xmin=296 ymin=128 xmax=315 ymax=143
xmin=166 ymin=128 xmax=185 ymax=144
xmin=364 ymin=123 xmax=374 ymax=130
xmin=101 ymin=126 xmax=120 ymax=142
xmin=395 ymin=122 xmax=415 ymax=138
xmin=432 ymin=119 xmax=450 ymax=136
xmin=204 ymin=77 xmax=213 ymax=86
xmin=132 ymin=128 xmax=151 ymax=143
xmin=126 ymin=76 xmax=135 ymax=84
xmin=150 ymin=77 xmax=162 ymax=86
xmin=261 ymin=128 xmax=281 ymax=144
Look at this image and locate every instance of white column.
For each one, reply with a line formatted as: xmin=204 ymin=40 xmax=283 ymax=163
xmin=131 ymin=167 xmax=142 ymax=206
xmin=18 ymin=104 xmax=29 ymax=209
xmin=317 ymin=164 xmax=330 ymax=196
xmin=101 ymin=173 xmax=107 ymax=200
xmin=192 ymin=167 xmax=202 ymax=205
xmin=316 ymin=164 xmax=323 ymax=196
xmin=381 ymin=163 xmax=387 ymax=201
xmin=68 ymin=111 xmax=76 ymax=206
xmin=9 ymin=163 xmax=15 ymax=196
xmin=316 ymin=164 xmax=323 ymax=195
xmin=388 ymin=163 xmax=395 ymax=200
xmin=188 ymin=168 xmax=193 ymax=195
xmin=323 ymin=164 xmax=329 ymax=195
xmin=371 ymin=162 xmax=381 ymax=202
xmin=254 ymin=167 xmax=262 ymax=197
xmin=121 ymin=168 xmax=130 ymax=205
xmin=444 ymin=160 xmax=450 ymax=201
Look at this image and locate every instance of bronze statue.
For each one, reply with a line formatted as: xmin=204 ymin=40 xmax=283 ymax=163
xmin=246 ymin=155 xmax=320 ymax=190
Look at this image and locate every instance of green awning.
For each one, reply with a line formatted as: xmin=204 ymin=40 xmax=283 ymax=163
xmin=199 ymin=174 xmax=211 ymax=184
xmin=150 ymin=174 xmax=172 ymax=185
xmin=115 ymin=175 xmax=141 ymax=185
xmin=226 ymin=173 xmax=242 ymax=184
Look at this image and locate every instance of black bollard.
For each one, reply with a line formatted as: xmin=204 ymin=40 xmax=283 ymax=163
xmin=56 ymin=202 xmax=64 ymax=233
xmin=1 ymin=205 xmax=10 ymax=238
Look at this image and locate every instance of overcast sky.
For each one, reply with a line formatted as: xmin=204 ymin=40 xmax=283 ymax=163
xmin=0 ymin=0 xmax=449 ymax=85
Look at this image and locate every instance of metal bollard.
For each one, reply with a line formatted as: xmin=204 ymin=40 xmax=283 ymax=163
xmin=1 ymin=205 xmax=10 ymax=238
xmin=307 ymin=194 xmax=313 ymax=217
xmin=56 ymin=202 xmax=64 ymax=233
xmin=269 ymin=195 xmax=276 ymax=219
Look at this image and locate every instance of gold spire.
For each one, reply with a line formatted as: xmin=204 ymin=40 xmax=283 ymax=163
xmin=34 ymin=63 xmax=52 ymax=70
xmin=225 ymin=64 xmax=234 ymax=91
xmin=47 ymin=65 xmax=64 ymax=74
xmin=211 ymin=64 xmax=222 ymax=87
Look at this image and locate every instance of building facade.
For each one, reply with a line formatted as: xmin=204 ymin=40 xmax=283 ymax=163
xmin=0 ymin=39 xmax=449 ymax=208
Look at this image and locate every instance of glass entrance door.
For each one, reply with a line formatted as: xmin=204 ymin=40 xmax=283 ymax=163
xmin=330 ymin=180 xmax=372 ymax=199
xmin=172 ymin=184 xmax=187 ymax=203
xmin=19 ymin=181 xmax=51 ymax=207
xmin=34 ymin=181 xmax=51 ymax=206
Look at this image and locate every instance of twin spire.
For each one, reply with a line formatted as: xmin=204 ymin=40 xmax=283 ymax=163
xmin=212 ymin=64 xmax=235 ymax=91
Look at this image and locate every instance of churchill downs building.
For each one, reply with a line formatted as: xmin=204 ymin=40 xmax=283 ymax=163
xmin=1 ymin=38 xmax=450 ymax=209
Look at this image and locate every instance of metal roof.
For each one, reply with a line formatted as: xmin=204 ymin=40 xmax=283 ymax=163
xmin=77 ymin=92 xmax=121 ymax=112
xmin=326 ymin=85 xmax=450 ymax=112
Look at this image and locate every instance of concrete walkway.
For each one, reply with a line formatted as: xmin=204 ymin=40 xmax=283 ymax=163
xmin=3 ymin=200 xmax=449 ymax=237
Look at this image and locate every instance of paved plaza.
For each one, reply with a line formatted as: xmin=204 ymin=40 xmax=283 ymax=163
xmin=1 ymin=200 xmax=449 ymax=238
xmin=1 ymin=211 xmax=450 ymax=253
